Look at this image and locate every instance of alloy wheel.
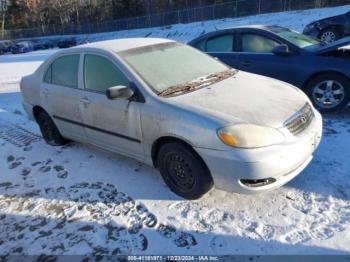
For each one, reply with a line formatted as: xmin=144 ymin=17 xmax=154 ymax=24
xmin=312 ymin=80 xmax=345 ymax=109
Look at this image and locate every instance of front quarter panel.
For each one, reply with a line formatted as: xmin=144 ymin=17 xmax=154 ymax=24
xmin=140 ymin=97 xmax=229 ymax=163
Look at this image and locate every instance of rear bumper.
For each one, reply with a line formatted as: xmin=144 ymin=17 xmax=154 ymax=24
xmin=22 ymin=101 xmax=34 ymax=121
xmin=195 ymin=110 xmax=322 ymax=194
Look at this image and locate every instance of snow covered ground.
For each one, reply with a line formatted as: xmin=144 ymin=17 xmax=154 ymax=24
xmin=29 ymin=4 xmax=347 ymax=45
xmin=0 ymin=5 xmax=350 ymax=258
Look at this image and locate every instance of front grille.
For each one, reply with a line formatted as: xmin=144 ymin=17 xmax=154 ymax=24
xmin=284 ymin=103 xmax=314 ymax=136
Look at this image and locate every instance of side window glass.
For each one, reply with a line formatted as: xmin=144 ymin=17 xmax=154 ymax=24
xmin=241 ymin=34 xmax=280 ymax=53
xmin=195 ymin=40 xmax=206 ymax=51
xmin=51 ymin=55 xmax=80 ymax=88
xmin=206 ymin=34 xmax=233 ymax=52
xmin=44 ymin=65 xmax=52 ymax=83
xmin=84 ymin=54 xmax=129 ymax=93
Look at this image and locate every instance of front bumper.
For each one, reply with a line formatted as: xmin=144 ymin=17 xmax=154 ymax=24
xmin=195 ymin=110 xmax=322 ymax=194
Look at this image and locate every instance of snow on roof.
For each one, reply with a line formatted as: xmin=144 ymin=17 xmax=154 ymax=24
xmin=77 ymin=38 xmax=174 ymax=53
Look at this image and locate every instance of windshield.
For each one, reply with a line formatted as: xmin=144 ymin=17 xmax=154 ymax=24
xmin=118 ymin=42 xmax=230 ymax=95
xmin=271 ymin=27 xmax=321 ymax=50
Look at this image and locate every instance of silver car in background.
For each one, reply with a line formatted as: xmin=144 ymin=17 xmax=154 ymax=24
xmin=21 ymin=38 xmax=322 ymax=199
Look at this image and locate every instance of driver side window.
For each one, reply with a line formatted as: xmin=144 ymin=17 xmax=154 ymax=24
xmin=84 ymin=54 xmax=129 ymax=93
xmin=241 ymin=33 xmax=280 ymax=53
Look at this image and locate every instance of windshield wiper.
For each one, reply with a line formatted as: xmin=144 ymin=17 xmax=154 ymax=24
xmin=158 ymin=69 xmax=238 ymax=97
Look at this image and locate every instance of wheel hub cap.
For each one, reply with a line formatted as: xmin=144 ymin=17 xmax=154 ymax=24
xmin=312 ymin=80 xmax=345 ymax=109
xmin=321 ymin=31 xmax=336 ymax=43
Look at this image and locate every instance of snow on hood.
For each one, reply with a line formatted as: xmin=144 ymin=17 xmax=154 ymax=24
xmin=169 ymin=71 xmax=308 ymax=128
xmin=316 ymin=37 xmax=350 ymax=54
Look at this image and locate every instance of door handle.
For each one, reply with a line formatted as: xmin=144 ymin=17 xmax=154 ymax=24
xmin=42 ymin=88 xmax=49 ymax=95
xmin=80 ymin=98 xmax=91 ymax=105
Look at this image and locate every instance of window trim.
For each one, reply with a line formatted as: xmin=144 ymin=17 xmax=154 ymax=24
xmin=42 ymin=53 xmax=81 ymax=89
xmin=43 ymin=64 xmax=52 ymax=84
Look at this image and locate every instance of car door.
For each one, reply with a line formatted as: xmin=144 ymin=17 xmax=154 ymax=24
xmin=236 ymin=31 xmax=300 ymax=84
xmin=194 ymin=33 xmax=239 ymax=68
xmin=40 ymin=53 xmax=87 ymax=142
xmin=79 ymin=53 xmax=144 ymax=159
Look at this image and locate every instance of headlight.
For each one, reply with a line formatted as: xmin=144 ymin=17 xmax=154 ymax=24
xmin=217 ymin=124 xmax=285 ymax=149
xmin=312 ymin=22 xmax=321 ymax=29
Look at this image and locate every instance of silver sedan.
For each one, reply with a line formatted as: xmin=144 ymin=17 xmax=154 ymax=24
xmin=21 ymin=38 xmax=322 ymax=199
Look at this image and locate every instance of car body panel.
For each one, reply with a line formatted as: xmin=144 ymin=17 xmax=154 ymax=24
xmin=169 ymin=71 xmax=307 ymax=128
xmin=188 ymin=26 xmax=350 ymax=90
xmin=79 ymin=90 xmax=145 ymax=159
xmin=11 ymin=41 xmax=34 ymax=54
xmin=195 ymin=108 xmax=322 ymax=193
xmin=304 ymin=11 xmax=350 ymax=40
xmin=21 ymin=38 xmax=323 ymax=194
xmin=315 ymin=36 xmax=350 ymax=54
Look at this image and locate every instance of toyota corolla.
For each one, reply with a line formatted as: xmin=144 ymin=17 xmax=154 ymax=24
xmin=21 ymin=38 xmax=322 ymax=199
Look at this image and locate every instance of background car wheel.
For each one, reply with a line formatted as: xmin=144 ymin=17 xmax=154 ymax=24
xmin=306 ymin=73 xmax=350 ymax=113
xmin=36 ymin=111 xmax=68 ymax=146
xmin=157 ymin=142 xmax=213 ymax=200
xmin=320 ymin=28 xmax=340 ymax=43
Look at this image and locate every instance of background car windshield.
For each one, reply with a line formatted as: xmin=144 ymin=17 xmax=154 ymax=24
xmin=275 ymin=29 xmax=321 ymax=49
xmin=118 ymin=42 xmax=229 ymax=93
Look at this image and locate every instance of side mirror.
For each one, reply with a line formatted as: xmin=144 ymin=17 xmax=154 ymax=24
xmin=106 ymin=86 xmax=134 ymax=100
xmin=273 ymin=44 xmax=290 ymax=56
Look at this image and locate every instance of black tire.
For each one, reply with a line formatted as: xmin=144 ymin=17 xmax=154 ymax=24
xmin=320 ymin=28 xmax=341 ymax=43
xmin=305 ymin=73 xmax=350 ymax=113
xmin=36 ymin=111 xmax=68 ymax=146
xmin=157 ymin=142 xmax=213 ymax=200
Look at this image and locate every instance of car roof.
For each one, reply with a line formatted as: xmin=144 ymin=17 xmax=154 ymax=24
xmin=188 ymin=25 xmax=286 ymax=44
xmin=222 ymin=24 xmax=287 ymax=32
xmin=77 ymin=38 xmax=174 ymax=53
xmin=226 ymin=24 xmax=272 ymax=29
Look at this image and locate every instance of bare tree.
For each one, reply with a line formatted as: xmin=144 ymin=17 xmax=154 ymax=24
xmin=0 ymin=0 xmax=7 ymax=38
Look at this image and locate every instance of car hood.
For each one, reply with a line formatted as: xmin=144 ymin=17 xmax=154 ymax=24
xmin=169 ymin=71 xmax=308 ymax=128
xmin=316 ymin=37 xmax=350 ymax=54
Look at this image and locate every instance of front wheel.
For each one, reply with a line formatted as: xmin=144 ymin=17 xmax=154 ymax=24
xmin=320 ymin=28 xmax=340 ymax=43
xmin=306 ymin=73 xmax=350 ymax=113
xmin=157 ymin=142 xmax=213 ymax=200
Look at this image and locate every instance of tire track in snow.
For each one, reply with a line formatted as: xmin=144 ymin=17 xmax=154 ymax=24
xmin=0 ymin=119 xmax=41 ymax=148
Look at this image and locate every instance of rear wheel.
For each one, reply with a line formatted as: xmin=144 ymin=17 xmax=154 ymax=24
xmin=320 ymin=28 xmax=340 ymax=43
xmin=306 ymin=73 xmax=350 ymax=113
xmin=36 ymin=111 xmax=68 ymax=146
xmin=157 ymin=142 xmax=213 ymax=200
